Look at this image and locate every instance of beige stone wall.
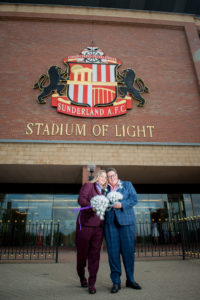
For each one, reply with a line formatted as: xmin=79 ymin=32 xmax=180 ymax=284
xmin=0 ymin=142 xmax=199 ymax=167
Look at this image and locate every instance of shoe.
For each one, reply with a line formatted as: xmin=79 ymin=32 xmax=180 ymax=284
xmin=88 ymin=286 xmax=96 ymax=294
xmin=80 ymin=278 xmax=88 ymax=288
xmin=126 ymin=280 xmax=142 ymax=289
xmin=111 ymin=283 xmax=121 ymax=293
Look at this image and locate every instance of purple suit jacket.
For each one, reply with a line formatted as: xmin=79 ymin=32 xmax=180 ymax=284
xmin=77 ymin=182 xmax=104 ymax=227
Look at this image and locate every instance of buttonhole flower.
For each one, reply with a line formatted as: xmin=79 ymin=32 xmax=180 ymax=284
xmin=118 ymin=182 xmax=123 ymax=190
xmin=102 ymin=188 xmax=108 ymax=195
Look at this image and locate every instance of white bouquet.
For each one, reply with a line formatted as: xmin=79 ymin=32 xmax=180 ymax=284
xmin=90 ymin=195 xmax=109 ymax=220
xmin=107 ymin=191 xmax=123 ymax=207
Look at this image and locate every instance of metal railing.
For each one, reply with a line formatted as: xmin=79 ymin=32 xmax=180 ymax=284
xmin=179 ymin=217 xmax=200 ymax=259
xmin=0 ymin=221 xmax=60 ymax=262
xmin=135 ymin=218 xmax=200 ymax=259
xmin=0 ymin=218 xmax=199 ymax=262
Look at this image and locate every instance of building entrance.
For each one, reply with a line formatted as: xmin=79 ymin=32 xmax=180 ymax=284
xmin=0 ymin=191 xmax=199 ymax=248
xmin=0 ymin=188 xmax=200 ymax=261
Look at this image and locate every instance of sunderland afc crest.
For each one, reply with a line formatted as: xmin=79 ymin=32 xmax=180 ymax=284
xmin=33 ymin=46 xmax=149 ymax=118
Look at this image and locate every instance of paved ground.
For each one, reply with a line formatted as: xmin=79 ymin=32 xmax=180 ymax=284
xmin=0 ymin=255 xmax=200 ymax=300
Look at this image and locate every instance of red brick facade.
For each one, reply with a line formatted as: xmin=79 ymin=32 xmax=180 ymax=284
xmin=0 ymin=8 xmax=200 ymax=144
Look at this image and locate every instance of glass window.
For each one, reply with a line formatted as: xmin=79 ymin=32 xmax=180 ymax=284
xmin=136 ymin=194 xmax=166 ymax=223
xmin=190 ymin=194 xmax=200 ymax=216
xmin=167 ymin=194 xmax=185 ymax=221
xmin=183 ymin=194 xmax=194 ymax=217
xmin=52 ymin=194 xmax=79 ymax=247
xmin=1 ymin=193 xmax=200 ymax=247
xmin=0 ymin=194 xmax=53 ymax=223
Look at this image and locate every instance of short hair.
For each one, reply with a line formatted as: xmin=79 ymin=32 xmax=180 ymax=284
xmin=106 ymin=167 xmax=118 ymax=175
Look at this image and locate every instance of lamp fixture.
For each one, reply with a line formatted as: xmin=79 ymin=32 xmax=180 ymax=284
xmin=87 ymin=164 xmax=96 ymax=181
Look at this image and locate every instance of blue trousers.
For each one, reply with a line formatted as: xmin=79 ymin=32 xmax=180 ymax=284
xmin=104 ymin=221 xmax=136 ymax=284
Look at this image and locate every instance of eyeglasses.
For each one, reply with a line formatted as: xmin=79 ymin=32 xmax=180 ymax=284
xmin=107 ymin=174 xmax=117 ymax=179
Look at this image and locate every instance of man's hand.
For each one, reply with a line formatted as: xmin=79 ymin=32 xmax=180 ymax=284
xmin=113 ymin=202 xmax=122 ymax=209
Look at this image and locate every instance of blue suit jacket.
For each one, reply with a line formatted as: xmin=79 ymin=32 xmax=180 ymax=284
xmin=105 ymin=180 xmax=138 ymax=227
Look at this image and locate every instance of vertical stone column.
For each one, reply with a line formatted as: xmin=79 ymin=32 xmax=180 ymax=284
xmin=184 ymin=23 xmax=200 ymax=90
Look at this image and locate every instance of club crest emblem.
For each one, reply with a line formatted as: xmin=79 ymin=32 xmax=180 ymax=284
xmin=33 ymin=46 xmax=148 ymax=118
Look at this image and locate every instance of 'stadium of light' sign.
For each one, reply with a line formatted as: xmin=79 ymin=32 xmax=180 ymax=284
xmin=25 ymin=122 xmax=155 ymax=138
xmin=33 ymin=46 xmax=149 ymax=118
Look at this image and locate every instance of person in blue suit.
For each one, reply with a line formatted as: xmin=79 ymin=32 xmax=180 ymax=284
xmin=104 ymin=167 xmax=141 ymax=293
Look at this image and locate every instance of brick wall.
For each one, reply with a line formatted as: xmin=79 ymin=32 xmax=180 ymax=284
xmin=0 ymin=4 xmax=199 ymax=186
xmin=0 ymin=4 xmax=200 ymax=144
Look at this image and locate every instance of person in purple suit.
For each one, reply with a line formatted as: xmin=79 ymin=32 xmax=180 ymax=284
xmin=75 ymin=169 xmax=107 ymax=294
xmin=104 ymin=167 xmax=142 ymax=293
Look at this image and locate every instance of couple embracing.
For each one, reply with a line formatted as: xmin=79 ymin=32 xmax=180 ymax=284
xmin=75 ymin=168 xmax=141 ymax=294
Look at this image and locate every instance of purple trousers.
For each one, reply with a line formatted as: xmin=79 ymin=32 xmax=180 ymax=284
xmin=75 ymin=225 xmax=103 ymax=287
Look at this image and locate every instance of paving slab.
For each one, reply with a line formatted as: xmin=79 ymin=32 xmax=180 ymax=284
xmin=0 ymin=258 xmax=200 ymax=300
